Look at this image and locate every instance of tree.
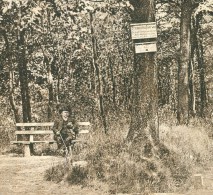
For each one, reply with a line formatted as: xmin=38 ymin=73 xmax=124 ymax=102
xmin=177 ymin=0 xmax=195 ymax=124
xmin=127 ymin=0 xmax=159 ymax=153
xmin=156 ymin=0 xmax=212 ymax=122
xmin=0 ymin=0 xmax=33 ymax=122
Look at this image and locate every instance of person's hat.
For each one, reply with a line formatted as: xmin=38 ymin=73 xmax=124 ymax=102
xmin=58 ymin=104 xmax=71 ymax=114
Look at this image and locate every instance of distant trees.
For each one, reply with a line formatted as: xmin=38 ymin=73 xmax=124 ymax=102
xmin=0 ymin=0 xmax=134 ymax=128
xmin=0 ymin=0 xmax=212 ymax=129
xmin=157 ymin=0 xmax=213 ymax=123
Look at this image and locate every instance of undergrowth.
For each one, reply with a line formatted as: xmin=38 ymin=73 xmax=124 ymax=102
xmin=44 ymin=115 xmax=213 ymax=194
xmin=0 ymin=129 xmax=11 ymax=154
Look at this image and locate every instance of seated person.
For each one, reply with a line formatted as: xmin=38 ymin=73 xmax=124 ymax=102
xmin=52 ymin=105 xmax=79 ymax=152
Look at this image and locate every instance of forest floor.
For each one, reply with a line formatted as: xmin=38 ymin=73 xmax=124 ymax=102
xmin=0 ymin=154 xmax=213 ymax=195
xmin=0 ymin=154 xmax=104 ymax=195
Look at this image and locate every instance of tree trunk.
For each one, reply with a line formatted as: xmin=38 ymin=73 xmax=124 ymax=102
xmin=90 ymin=11 xmax=107 ymax=133
xmin=195 ymin=13 xmax=206 ymax=117
xmin=41 ymin=50 xmax=55 ymax=121
xmin=17 ymin=30 xmax=31 ymax=123
xmin=108 ymin=53 xmax=117 ymax=107
xmin=127 ymin=0 xmax=159 ymax=154
xmin=47 ymin=58 xmax=54 ymax=121
xmin=2 ymin=30 xmax=20 ymax=123
xmin=9 ymin=69 xmax=20 ymax=123
xmin=188 ymin=55 xmax=195 ymax=117
xmin=45 ymin=10 xmax=54 ymax=120
xmin=177 ymin=0 xmax=193 ymax=125
xmin=190 ymin=12 xmax=206 ymax=118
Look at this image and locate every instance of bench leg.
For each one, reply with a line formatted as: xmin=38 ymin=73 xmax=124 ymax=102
xmin=68 ymin=146 xmax=73 ymax=162
xmin=29 ymin=143 xmax=34 ymax=155
xmin=24 ymin=145 xmax=31 ymax=157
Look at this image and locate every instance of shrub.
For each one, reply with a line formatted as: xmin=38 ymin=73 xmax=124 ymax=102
xmin=159 ymin=124 xmax=212 ymax=165
xmin=45 ymin=116 xmax=213 ymax=194
xmin=67 ymin=166 xmax=89 ymax=185
xmin=45 ymin=163 xmax=68 ymax=182
xmin=84 ymin=132 xmax=180 ymax=194
xmin=0 ymin=129 xmax=12 ymax=154
xmin=159 ymin=123 xmax=213 ymax=192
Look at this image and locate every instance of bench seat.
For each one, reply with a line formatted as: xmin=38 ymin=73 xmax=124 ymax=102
xmin=14 ymin=130 xmax=89 ymax=135
xmin=11 ymin=139 xmax=84 ymax=145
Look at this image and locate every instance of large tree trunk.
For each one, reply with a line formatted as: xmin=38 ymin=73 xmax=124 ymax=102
xmin=127 ymin=0 xmax=159 ymax=154
xmin=177 ymin=0 xmax=193 ymax=124
xmin=17 ymin=30 xmax=31 ymax=123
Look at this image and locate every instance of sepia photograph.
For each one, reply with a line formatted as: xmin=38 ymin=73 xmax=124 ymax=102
xmin=0 ymin=0 xmax=213 ymax=194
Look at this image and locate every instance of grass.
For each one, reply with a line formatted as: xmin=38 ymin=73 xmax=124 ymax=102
xmin=83 ymin=130 xmax=187 ymax=194
xmin=0 ymin=107 xmax=206 ymax=194
xmin=45 ymin=163 xmax=68 ymax=182
xmin=44 ymin=117 xmax=213 ymax=194
xmin=0 ymin=128 xmax=14 ymax=154
xmin=159 ymin=124 xmax=212 ymax=165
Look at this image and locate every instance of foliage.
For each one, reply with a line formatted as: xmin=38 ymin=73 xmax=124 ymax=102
xmin=43 ymin=118 xmax=213 ymax=194
xmin=67 ymin=166 xmax=89 ymax=185
xmin=45 ymin=163 xmax=68 ymax=183
xmin=0 ymin=0 xmax=212 ymax=123
xmin=0 ymin=0 xmax=135 ymax=124
xmin=0 ymin=128 xmax=11 ymax=153
xmin=0 ymin=0 xmax=213 ymax=193
xmin=84 ymin=129 xmax=194 ymax=193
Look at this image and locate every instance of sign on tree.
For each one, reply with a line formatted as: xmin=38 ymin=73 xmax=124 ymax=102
xmin=135 ymin=42 xmax=157 ymax=53
xmin=130 ymin=22 xmax=157 ymax=39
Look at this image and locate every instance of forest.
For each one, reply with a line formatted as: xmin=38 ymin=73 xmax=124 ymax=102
xmin=0 ymin=0 xmax=213 ymax=194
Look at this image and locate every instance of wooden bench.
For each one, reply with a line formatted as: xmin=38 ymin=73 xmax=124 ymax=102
xmin=11 ymin=122 xmax=91 ymax=157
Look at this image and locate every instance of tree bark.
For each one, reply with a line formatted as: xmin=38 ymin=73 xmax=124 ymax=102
xmin=90 ymin=11 xmax=108 ymax=133
xmin=127 ymin=0 xmax=159 ymax=154
xmin=108 ymin=53 xmax=117 ymax=107
xmin=177 ymin=0 xmax=193 ymax=124
xmin=195 ymin=13 xmax=206 ymax=117
xmin=17 ymin=30 xmax=31 ymax=123
xmin=45 ymin=56 xmax=54 ymax=121
xmin=45 ymin=9 xmax=54 ymax=120
xmin=2 ymin=30 xmax=20 ymax=123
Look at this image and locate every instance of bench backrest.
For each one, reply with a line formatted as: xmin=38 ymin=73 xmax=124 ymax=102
xmin=16 ymin=122 xmax=91 ymax=127
xmin=15 ymin=122 xmax=91 ymax=134
xmin=16 ymin=122 xmax=54 ymax=127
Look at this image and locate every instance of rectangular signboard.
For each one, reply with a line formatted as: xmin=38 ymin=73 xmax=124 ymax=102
xmin=135 ymin=42 xmax=157 ymax=53
xmin=130 ymin=22 xmax=157 ymax=39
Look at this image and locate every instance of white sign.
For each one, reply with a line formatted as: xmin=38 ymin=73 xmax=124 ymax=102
xmin=135 ymin=42 xmax=157 ymax=53
xmin=130 ymin=22 xmax=157 ymax=39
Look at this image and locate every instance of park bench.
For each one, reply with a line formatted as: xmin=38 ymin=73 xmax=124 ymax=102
xmin=11 ymin=122 xmax=91 ymax=157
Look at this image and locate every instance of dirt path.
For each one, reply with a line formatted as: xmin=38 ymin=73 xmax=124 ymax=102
xmin=1 ymin=154 xmax=213 ymax=195
xmin=0 ymin=155 xmax=103 ymax=195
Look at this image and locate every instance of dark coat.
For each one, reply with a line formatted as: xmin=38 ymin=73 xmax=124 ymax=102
xmin=52 ymin=116 xmax=79 ymax=136
xmin=52 ymin=116 xmax=79 ymax=149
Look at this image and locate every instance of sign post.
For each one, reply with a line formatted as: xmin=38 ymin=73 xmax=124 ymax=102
xmin=135 ymin=42 xmax=157 ymax=54
xmin=130 ymin=22 xmax=157 ymax=40
xmin=130 ymin=22 xmax=157 ymax=54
